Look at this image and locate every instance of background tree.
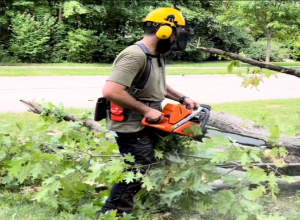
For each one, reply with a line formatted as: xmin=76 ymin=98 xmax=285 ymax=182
xmin=218 ymin=0 xmax=300 ymax=63
xmin=1 ymin=0 xmax=300 ymax=63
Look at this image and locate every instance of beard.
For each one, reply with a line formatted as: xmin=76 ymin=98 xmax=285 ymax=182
xmin=157 ymin=38 xmax=173 ymax=54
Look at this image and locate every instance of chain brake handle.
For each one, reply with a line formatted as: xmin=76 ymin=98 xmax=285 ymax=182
xmin=195 ymin=104 xmax=211 ymax=132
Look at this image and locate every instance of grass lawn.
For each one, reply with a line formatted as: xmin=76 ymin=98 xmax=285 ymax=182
xmin=0 ymin=193 xmax=89 ymax=220
xmin=1 ymin=98 xmax=300 ymax=219
xmin=0 ymin=66 xmax=278 ymax=76
xmin=211 ymin=98 xmax=300 ymax=136
xmin=0 ymin=62 xmax=112 ymax=67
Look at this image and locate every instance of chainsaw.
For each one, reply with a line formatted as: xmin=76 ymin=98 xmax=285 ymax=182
xmin=141 ymin=103 xmax=265 ymax=147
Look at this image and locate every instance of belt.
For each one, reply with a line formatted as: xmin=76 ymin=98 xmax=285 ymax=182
xmin=140 ymin=100 xmax=162 ymax=107
xmin=116 ymin=128 xmax=149 ymax=138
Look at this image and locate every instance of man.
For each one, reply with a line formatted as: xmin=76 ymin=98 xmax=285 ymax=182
xmin=100 ymin=7 xmax=200 ymax=216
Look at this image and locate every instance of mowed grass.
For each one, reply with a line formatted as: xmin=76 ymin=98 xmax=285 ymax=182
xmin=0 ymin=108 xmax=88 ymax=135
xmin=211 ymin=98 xmax=300 ymax=136
xmin=0 ymin=66 xmax=278 ymax=76
xmin=0 ymin=192 xmax=90 ymax=220
xmin=0 ymin=62 xmax=112 ymax=67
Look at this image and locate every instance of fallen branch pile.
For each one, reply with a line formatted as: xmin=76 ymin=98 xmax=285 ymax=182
xmin=20 ymin=99 xmax=300 ymax=189
xmin=21 ymin=99 xmax=300 ymax=157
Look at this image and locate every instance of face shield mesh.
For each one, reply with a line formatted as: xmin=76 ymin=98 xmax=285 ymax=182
xmin=171 ymin=26 xmax=191 ymax=52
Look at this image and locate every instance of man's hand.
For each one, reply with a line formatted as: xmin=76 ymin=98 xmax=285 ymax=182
xmin=144 ymin=108 xmax=164 ymax=123
xmin=183 ymin=97 xmax=200 ymax=110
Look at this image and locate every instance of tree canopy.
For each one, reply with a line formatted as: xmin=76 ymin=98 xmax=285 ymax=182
xmin=1 ymin=0 xmax=300 ymax=63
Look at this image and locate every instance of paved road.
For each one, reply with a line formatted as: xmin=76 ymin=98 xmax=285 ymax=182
xmin=1 ymin=74 xmax=300 ymax=113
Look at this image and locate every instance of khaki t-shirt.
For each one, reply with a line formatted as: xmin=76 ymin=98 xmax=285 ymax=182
xmin=105 ymin=44 xmax=166 ymax=133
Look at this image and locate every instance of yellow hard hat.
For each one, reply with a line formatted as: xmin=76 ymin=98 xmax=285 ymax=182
xmin=143 ymin=8 xmax=186 ymax=39
xmin=143 ymin=8 xmax=186 ymax=27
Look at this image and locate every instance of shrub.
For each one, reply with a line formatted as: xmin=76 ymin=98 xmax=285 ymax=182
xmin=241 ymin=40 xmax=290 ymax=62
xmin=52 ymin=29 xmax=114 ymax=63
xmin=9 ymin=13 xmax=56 ymax=63
xmin=0 ymin=45 xmax=20 ymax=63
xmin=291 ymin=36 xmax=300 ymax=61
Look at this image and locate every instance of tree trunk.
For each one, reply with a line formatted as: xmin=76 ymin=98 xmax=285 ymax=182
xmin=20 ymin=100 xmax=300 ymax=157
xmin=196 ymin=46 xmax=300 ymax=78
xmin=58 ymin=7 xmax=63 ymax=22
xmin=208 ymin=111 xmax=300 ymax=155
xmin=213 ymin=168 xmax=300 ymax=191
xmin=266 ymin=32 xmax=272 ymax=63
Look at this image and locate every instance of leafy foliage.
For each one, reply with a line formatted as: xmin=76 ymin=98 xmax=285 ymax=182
xmin=241 ymin=40 xmax=290 ymax=62
xmin=9 ymin=13 xmax=56 ymax=62
xmin=291 ymin=35 xmax=300 ymax=61
xmin=218 ymin=1 xmax=300 ymax=62
xmin=0 ymin=102 xmax=294 ymax=219
xmin=0 ymin=0 xmax=274 ymax=63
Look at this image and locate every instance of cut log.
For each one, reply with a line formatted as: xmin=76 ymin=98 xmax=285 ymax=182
xmin=213 ymin=167 xmax=300 ymax=191
xmin=20 ymin=99 xmax=300 ymax=157
xmin=197 ymin=46 xmax=300 ymax=78
xmin=208 ymin=111 xmax=300 ymax=156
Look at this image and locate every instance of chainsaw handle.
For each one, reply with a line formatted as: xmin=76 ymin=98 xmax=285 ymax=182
xmin=141 ymin=114 xmax=170 ymax=125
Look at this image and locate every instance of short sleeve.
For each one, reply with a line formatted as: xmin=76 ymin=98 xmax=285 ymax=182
xmin=107 ymin=45 xmax=146 ymax=88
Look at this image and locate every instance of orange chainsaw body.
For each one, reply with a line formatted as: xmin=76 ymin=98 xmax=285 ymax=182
xmin=141 ymin=103 xmax=199 ymax=136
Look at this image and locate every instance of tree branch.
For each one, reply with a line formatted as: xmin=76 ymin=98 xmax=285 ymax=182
xmin=196 ymin=46 xmax=300 ymax=78
xmin=20 ymin=100 xmax=300 ymax=158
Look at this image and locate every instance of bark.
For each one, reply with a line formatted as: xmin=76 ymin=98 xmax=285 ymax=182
xmin=208 ymin=111 xmax=300 ymax=156
xmin=58 ymin=8 xmax=63 ymax=22
xmin=213 ymin=167 xmax=300 ymax=191
xmin=197 ymin=47 xmax=300 ymax=78
xmin=266 ymin=32 xmax=272 ymax=63
xmin=20 ymin=100 xmax=300 ymax=157
xmin=20 ymin=100 xmax=104 ymax=133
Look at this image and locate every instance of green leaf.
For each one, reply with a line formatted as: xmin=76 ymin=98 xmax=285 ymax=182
xmin=245 ymin=167 xmax=268 ymax=184
xmin=154 ymin=149 xmax=164 ymax=159
xmin=33 ymin=180 xmax=61 ymax=208
xmin=192 ymin=183 xmax=213 ymax=194
xmin=29 ymin=163 xmax=45 ymax=180
xmin=160 ymin=190 xmax=183 ymax=207
xmin=124 ymin=172 xmax=135 ymax=184
xmin=230 ymin=202 xmax=244 ymax=217
xmin=240 ymin=152 xmax=252 ymax=165
xmin=173 ymin=169 xmax=191 ymax=181
xmin=142 ymin=175 xmax=155 ymax=191
xmin=243 ymin=186 xmax=266 ymax=201
xmin=249 ymin=149 xmax=262 ymax=162
xmin=227 ymin=60 xmax=240 ymax=73
xmin=124 ymin=153 xmax=135 ymax=163
xmin=268 ymin=125 xmax=280 ymax=141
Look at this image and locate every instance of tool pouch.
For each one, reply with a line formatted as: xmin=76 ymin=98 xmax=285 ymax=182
xmin=109 ymin=102 xmax=127 ymax=122
xmin=94 ymin=97 xmax=107 ymax=121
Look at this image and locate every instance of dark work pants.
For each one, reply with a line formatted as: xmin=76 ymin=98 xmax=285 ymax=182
xmin=101 ymin=127 xmax=159 ymax=216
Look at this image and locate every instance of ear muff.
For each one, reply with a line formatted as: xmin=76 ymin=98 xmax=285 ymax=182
xmin=156 ymin=25 xmax=173 ymax=39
